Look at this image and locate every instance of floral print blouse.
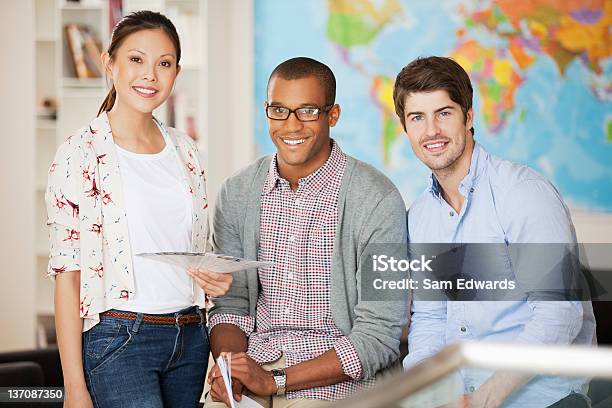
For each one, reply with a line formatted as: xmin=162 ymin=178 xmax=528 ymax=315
xmin=45 ymin=112 xmax=209 ymax=331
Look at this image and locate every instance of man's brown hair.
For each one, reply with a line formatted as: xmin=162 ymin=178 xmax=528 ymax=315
xmin=393 ymin=56 xmax=474 ymax=135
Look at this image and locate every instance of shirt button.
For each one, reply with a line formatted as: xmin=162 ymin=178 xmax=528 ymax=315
xmin=294 ymin=198 xmax=302 ymax=206
xmin=283 ymin=308 xmax=291 ymax=315
xmin=287 ymin=272 xmax=294 ymax=280
xmin=449 ymin=211 xmax=455 ymax=217
xmin=289 ymin=235 xmax=297 ymax=242
xmin=460 ymin=326 xmax=467 ymax=332
xmin=470 ymin=188 xmax=474 ymax=193
xmin=469 ymin=386 xmax=475 ymax=392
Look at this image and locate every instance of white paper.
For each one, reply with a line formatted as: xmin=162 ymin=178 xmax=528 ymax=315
xmin=135 ymin=252 xmax=273 ymax=273
xmin=217 ymin=355 xmax=236 ymax=408
xmin=216 ymin=354 xmax=263 ymax=408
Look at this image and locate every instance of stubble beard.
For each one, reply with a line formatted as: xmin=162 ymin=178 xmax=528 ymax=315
xmin=425 ymin=131 xmax=468 ymax=179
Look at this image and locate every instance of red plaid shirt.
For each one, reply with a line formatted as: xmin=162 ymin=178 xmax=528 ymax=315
xmin=210 ymin=141 xmax=374 ymax=400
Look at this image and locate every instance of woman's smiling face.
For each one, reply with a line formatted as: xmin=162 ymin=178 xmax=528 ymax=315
xmin=103 ymin=28 xmax=181 ymax=114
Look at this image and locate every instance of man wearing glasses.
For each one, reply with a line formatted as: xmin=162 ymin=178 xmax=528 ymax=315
xmin=203 ymin=57 xmax=407 ymax=407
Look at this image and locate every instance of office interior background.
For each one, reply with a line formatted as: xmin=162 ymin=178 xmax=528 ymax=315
xmin=0 ymin=0 xmax=610 ymax=382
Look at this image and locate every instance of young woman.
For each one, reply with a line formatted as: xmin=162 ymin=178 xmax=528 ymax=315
xmin=46 ymin=11 xmax=230 ymax=408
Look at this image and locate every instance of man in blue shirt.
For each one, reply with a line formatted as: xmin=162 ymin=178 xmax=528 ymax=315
xmin=392 ymin=56 xmax=596 ymax=407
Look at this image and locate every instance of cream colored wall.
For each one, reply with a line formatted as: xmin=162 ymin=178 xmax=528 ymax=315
xmin=204 ymin=0 xmax=255 ymax=212
xmin=0 ymin=0 xmax=37 ymax=351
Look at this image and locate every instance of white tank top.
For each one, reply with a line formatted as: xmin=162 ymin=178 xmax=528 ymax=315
xmin=114 ymin=131 xmax=194 ymax=314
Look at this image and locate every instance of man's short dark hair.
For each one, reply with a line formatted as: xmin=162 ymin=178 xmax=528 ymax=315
xmin=268 ymin=57 xmax=336 ymax=105
xmin=393 ymin=56 xmax=474 ymax=135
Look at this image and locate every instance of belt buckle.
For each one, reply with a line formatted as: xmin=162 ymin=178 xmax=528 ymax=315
xmin=175 ymin=314 xmax=181 ymax=326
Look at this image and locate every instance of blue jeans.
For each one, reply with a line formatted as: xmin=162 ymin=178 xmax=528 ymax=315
xmin=83 ymin=306 xmax=209 ymax=408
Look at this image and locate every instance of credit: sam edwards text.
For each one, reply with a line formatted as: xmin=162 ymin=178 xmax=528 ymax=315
xmin=372 ymin=278 xmax=516 ymax=290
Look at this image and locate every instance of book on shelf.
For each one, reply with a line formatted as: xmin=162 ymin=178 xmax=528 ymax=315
xmin=80 ymin=26 xmax=103 ymax=76
xmin=64 ymin=23 xmax=103 ymax=79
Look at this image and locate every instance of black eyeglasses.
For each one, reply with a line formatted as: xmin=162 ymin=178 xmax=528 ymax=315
xmin=265 ymin=103 xmax=333 ymax=122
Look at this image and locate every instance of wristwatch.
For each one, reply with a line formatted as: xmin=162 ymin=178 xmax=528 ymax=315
xmin=270 ymin=368 xmax=286 ymax=396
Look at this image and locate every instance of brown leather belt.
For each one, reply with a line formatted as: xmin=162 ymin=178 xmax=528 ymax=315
xmin=101 ymin=310 xmax=204 ymax=326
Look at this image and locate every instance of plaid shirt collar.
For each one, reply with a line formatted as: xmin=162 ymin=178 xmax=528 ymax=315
xmin=263 ymin=139 xmax=344 ymax=195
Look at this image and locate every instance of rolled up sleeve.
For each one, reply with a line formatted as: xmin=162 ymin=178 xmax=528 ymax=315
xmin=208 ymin=313 xmax=255 ymax=337
xmin=45 ymin=143 xmax=81 ymax=277
xmin=334 ymin=336 xmax=363 ymax=380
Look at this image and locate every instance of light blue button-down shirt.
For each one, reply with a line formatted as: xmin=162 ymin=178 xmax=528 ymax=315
xmin=404 ymin=143 xmax=596 ymax=407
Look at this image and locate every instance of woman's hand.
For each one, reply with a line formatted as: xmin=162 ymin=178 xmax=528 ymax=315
xmin=64 ymin=385 xmax=93 ymax=408
xmin=188 ymin=268 xmax=233 ymax=297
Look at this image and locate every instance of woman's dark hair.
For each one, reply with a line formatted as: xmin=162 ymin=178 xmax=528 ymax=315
xmin=97 ymin=10 xmax=181 ymax=116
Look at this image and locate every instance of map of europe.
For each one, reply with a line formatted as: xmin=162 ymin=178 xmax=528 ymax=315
xmin=254 ymin=0 xmax=612 ymax=212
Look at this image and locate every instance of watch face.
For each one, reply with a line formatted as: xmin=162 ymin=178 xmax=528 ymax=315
xmin=271 ymin=368 xmax=286 ymax=395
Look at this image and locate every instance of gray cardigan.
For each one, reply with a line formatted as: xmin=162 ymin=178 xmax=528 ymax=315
xmin=208 ymin=154 xmax=408 ymax=379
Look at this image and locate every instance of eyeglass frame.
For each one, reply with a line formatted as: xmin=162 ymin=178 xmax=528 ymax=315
xmin=264 ymin=102 xmax=335 ymax=122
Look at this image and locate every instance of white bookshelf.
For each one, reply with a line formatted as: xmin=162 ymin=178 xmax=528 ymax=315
xmin=34 ymin=0 xmax=60 ymax=328
xmin=33 ymin=0 xmax=208 ymax=342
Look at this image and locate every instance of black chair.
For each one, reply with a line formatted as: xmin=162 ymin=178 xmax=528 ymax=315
xmin=0 ymin=347 xmax=62 ymax=408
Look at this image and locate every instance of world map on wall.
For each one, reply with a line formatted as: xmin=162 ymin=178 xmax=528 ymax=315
xmin=254 ymin=0 xmax=612 ymax=212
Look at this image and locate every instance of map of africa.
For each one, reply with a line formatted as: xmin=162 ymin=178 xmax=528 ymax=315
xmin=254 ymin=0 xmax=612 ymax=212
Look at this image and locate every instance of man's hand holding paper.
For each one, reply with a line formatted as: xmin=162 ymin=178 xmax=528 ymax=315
xmin=210 ymin=353 xmax=264 ymax=408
